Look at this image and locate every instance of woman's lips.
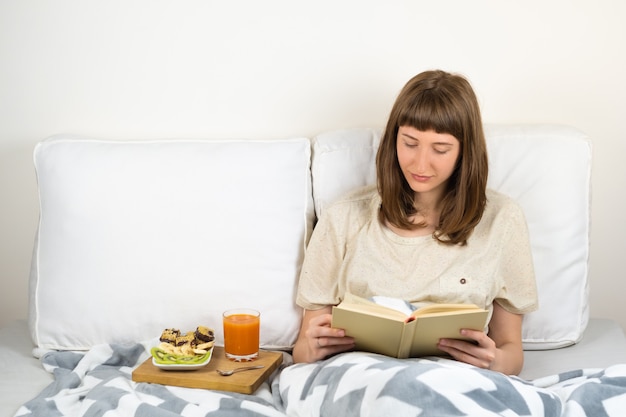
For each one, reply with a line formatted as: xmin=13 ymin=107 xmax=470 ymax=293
xmin=412 ymin=174 xmax=431 ymax=182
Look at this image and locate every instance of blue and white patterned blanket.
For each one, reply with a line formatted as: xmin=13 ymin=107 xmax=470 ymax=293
xmin=14 ymin=343 xmax=626 ymax=417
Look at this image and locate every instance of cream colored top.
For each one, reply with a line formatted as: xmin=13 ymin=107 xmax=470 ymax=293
xmin=296 ymin=185 xmax=538 ymax=320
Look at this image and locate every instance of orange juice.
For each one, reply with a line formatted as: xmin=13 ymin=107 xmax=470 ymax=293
xmin=223 ymin=309 xmax=260 ymax=361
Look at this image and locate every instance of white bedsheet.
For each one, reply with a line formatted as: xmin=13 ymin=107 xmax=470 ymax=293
xmin=521 ymin=318 xmax=626 ymax=379
xmin=0 ymin=320 xmax=52 ymax=417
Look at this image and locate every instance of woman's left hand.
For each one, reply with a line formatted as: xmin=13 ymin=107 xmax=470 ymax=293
xmin=437 ymin=303 xmax=525 ymax=375
xmin=437 ymin=329 xmax=497 ymax=370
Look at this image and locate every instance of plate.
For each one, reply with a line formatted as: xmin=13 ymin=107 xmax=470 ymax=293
xmin=151 ymin=347 xmax=213 ymax=371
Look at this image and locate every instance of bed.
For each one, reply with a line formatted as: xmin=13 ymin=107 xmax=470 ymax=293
xmin=3 ymin=124 xmax=626 ymax=417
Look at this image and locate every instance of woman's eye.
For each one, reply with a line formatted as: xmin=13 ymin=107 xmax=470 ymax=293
xmin=433 ymin=146 xmax=452 ymax=154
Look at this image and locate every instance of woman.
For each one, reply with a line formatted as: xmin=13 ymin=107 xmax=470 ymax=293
xmin=292 ymin=70 xmax=538 ymax=375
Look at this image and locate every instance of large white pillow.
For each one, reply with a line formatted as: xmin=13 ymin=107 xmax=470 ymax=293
xmin=485 ymin=124 xmax=591 ymax=350
xmin=30 ymin=136 xmax=313 ymax=351
xmin=310 ymin=125 xmax=591 ymax=350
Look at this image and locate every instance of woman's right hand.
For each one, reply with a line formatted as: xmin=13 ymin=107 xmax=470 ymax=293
xmin=292 ymin=307 xmax=355 ymax=363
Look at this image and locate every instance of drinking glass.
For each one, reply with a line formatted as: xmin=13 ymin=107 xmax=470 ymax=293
xmin=222 ymin=309 xmax=260 ymax=361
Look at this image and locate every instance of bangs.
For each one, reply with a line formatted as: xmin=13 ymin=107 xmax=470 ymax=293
xmin=397 ymin=90 xmax=463 ymax=140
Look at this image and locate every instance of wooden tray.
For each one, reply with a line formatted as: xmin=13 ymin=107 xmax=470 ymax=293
xmin=132 ymin=346 xmax=283 ymax=394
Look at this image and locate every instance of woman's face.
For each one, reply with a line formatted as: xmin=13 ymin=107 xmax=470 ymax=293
xmin=396 ymin=125 xmax=460 ymax=202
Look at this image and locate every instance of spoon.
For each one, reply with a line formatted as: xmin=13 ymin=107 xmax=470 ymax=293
xmin=216 ymin=365 xmax=264 ymax=376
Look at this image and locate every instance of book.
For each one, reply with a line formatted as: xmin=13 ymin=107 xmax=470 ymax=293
xmin=331 ymin=293 xmax=489 ymax=358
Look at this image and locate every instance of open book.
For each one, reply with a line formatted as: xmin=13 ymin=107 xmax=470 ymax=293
xmin=331 ymin=293 xmax=489 ymax=358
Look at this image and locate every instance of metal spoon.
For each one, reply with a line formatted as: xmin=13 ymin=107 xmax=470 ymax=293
xmin=216 ymin=365 xmax=264 ymax=376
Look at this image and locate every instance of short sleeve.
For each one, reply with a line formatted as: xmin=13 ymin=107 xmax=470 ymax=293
xmin=295 ymin=208 xmax=346 ymax=310
xmin=494 ymin=201 xmax=539 ymax=314
xmin=296 ymin=185 xmax=377 ymax=310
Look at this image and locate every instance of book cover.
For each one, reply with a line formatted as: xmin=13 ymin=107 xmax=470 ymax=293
xmin=331 ymin=293 xmax=489 ymax=358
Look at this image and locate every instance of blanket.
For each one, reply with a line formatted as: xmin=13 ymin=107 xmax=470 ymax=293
xmin=14 ymin=343 xmax=626 ymax=417
xmin=15 ymin=342 xmax=287 ymax=417
xmin=274 ymin=352 xmax=626 ymax=417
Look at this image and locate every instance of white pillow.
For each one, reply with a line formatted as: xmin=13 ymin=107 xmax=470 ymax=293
xmin=311 ymin=128 xmax=382 ymax=219
xmin=30 ymin=136 xmax=313 ymax=351
xmin=310 ymin=125 xmax=591 ymax=350
xmin=485 ymin=124 xmax=591 ymax=350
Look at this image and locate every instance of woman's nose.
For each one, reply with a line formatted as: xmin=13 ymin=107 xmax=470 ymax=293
xmin=414 ymin=149 xmax=429 ymax=171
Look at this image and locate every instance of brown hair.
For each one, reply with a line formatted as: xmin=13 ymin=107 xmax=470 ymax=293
xmin=376 ymin=70 xmax=488 ymax=245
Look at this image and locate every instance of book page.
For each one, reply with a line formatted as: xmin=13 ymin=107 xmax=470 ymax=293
xmin=339 ymin=293 xmax=408 ymax=321
xmin=370 ymin=295 xmax=416 ymax=316
xmin=412 ymin=303 xmax=484 ymax=317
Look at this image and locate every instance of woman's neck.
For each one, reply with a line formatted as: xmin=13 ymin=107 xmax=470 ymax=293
xmin=413 ymin=189 xmax=443 ymax=213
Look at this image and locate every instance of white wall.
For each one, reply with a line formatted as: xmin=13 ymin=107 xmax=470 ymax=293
xmin=1 ymin=0 xmax=625 ymax=330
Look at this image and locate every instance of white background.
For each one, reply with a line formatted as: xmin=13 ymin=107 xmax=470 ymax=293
xmin=1 ymin=0 xmax=625 ymax=331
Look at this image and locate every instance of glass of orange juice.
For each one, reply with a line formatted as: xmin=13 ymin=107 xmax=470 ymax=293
xmin=222 ymin=309 xmax=260 ymax=361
